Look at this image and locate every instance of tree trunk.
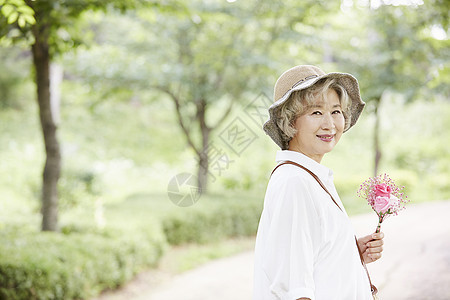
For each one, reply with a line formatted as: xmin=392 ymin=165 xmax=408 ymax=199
xmin=197 ymin=144 xmax=209 ymax=193
xmin=31 ymin=20 xmax=61 ymax=231
xmin=373 ymin=99 xmax=382 ymax=177
xmin=197 ymin=100 xmax=210 ymax=193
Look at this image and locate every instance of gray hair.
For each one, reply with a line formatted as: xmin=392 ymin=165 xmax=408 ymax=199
xmin=275 ymin=77 xmax=351 ymax=142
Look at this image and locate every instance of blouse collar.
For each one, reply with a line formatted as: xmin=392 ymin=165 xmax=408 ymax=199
xmin=275 ymin=150 xmax=334 ymax=184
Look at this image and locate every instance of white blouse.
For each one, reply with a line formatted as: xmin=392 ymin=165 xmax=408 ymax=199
xmin=253 ymin=150 xmax=372 ymax=300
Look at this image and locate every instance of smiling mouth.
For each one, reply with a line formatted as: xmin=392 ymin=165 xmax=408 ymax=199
xmin=317 ymin=134 xmax=335 ymax=142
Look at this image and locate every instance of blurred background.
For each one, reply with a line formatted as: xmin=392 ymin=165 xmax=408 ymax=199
xmin=0 ymin=0 xmax=448 ymax=299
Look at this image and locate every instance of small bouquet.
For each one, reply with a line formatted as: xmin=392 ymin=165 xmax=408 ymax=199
xmin=358 ymin=173 xmax=409 ymax=233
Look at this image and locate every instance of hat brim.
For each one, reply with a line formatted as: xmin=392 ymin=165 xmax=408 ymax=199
xmin=263 ymin=72 xmax=365 ymax=150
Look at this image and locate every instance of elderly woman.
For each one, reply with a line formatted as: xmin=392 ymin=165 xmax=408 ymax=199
xmin=253 ymin=65 xmax=383 ymax=300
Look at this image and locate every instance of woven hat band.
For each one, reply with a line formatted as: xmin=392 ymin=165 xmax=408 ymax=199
xmin=274 ymin=65 xmax=325 ymax=102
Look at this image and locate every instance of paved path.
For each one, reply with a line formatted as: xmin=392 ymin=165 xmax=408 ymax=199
xmin=97 ymin=200 xmax=450 ymax=300
xmin=352 ymin=200 xmax=450 ymax=300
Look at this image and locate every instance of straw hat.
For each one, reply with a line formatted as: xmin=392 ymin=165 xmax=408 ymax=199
xmin=263 ymin=65 xmax=365 ymax=150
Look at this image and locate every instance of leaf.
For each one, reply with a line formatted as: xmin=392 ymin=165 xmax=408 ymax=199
xmin=8 ymin=0 xmax=24 ymax=6
xmin=1 ymin=4 xmax=14 ymax=17
xmin=17 ymin=5 xmax=34 ymax=16
xmin=17 ymin=14 xmax=25 ymax=27
xmin=7 ymin=11 xmax=18 ymax=24
xmin=22 ymin=13 xmax=35 ymax=25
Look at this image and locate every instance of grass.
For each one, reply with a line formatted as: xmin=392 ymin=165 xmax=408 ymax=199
xmin=158 ymin=236 xmax=256 ymax=274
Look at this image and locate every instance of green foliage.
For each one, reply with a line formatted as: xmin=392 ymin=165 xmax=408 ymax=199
xmin=62 ymin=0 xmax=338 ymax=167
xmin=332 ymin=1 xmax=448 ymax=105
xmin=0 ymin=225 xmax=166 ymax=300
xmin=162 ymin=200 xmax=262 ymax=245
xmin=0 ymin=46 xmax=32 ymax=108
xmin=0 ymin=0 xmax=172 ymax=57
xmin=0 ymin=189 xmax=263 ymax=299
xmin=0 ymin=0 xmax=35 ymax=28
xmin=58 ymin=167 xmax=100 ymax=211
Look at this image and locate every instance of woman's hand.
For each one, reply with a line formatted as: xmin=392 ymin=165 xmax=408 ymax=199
xmin=357 ymin=232 xmax=384 ymax=264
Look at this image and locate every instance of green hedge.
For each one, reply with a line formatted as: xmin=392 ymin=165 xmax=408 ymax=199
xmin=0 ymin=226 xmax=166 ymax=300
xmin=163 ymin=201 xmax=262 ymax=245
xmin=0 ymin=195 xmax=263 ymax=299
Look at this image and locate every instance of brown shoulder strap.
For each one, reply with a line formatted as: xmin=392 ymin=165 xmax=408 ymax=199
xmin=272 ymin=161 xmax=343 ymax=212
xmin=272 ymin=160 xmax=378 ymax=296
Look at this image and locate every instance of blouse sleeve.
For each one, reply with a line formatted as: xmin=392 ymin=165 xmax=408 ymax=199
xmin=261 ymin=175 xmax=321 ymax=300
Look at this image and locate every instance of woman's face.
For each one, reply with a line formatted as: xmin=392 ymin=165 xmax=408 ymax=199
xmin=288 ymin=88 xmax=345 ymax=163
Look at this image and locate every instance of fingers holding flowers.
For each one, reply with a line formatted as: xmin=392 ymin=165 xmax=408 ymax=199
xmin=362 ymin=232 xmax=384 ymax=264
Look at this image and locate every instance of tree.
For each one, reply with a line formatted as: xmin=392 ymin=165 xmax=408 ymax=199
xmin=142 ymin=0 xmax=338 ymax=191
xmin=334 ymin=0 xmax=448 ymax=176
xmin=0 ymin=0 xmax=158 ymax=231
xmin=148 ymin=2 xmax=260 ymax=192
xmin=57 ymin=0 xmax=338 ymax=192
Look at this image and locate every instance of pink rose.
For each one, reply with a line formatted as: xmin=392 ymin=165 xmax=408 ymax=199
xmin=373 ymin=196 xmax=391 ymax=214
xmin=374 ymin=184 xmax=391 ymax=197
xmin=389 ymin=195 xmax=399 ymax=208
